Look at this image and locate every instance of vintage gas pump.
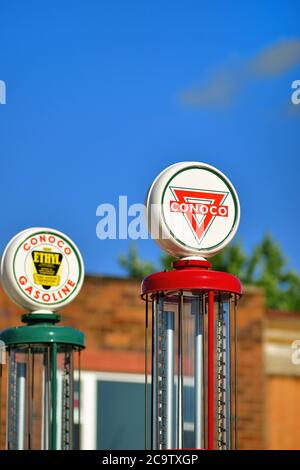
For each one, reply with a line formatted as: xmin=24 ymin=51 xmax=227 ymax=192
xmin=142 ymin=162 xmax=242 ymax=450
xmin=0 ymin=228 xmax=85 ymax=450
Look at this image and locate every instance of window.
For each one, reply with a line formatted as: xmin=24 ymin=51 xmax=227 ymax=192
xmin=97 ymin=380 xmax=150 ymax=450
xmin=78 ymin=371 xmax=195 ymax=450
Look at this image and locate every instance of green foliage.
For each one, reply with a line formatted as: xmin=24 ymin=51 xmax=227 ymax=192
xmin=213 ymin=234 xmax=300 ymax=311
xmin=161 ymin=241 xmax=248 ymax=277
xmin=119 ymin=244 xmax=156 ymax=280
xmin=161 ymin=253 xmax=177 ymax=270
xmin=119 ymin=236 xmax=300 ymax=311
xmin=210 ymin=241 xmax=248 ymax=279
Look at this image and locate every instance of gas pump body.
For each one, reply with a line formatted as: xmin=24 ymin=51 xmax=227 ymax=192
xmin=142 ymin=162 xmax=242 ymax=450
xmin=142 ymin=259 xmax=241 ymax=450
xmin=0 ymin=228 xmax=85 ymax=450
xmin=0 ymin=313 xmax=84 ymax=450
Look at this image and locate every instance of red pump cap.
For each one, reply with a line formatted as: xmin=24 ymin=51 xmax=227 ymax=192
xmin=141 ymin=259 xmax=242 ymax=298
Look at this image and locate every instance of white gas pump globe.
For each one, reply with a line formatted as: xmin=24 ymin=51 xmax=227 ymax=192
xmin=0 ymin=227 xmax=84 ymax=312
xmin=146 ymin=161 xmax=240 ymax=258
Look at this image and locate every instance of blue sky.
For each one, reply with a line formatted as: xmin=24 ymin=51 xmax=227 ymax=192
xmin=0 ymin=0 xmax=299 ymax=276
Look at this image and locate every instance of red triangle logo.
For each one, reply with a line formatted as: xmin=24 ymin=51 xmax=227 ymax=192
xmin=169 ymin=187 xmax=228 ymax=244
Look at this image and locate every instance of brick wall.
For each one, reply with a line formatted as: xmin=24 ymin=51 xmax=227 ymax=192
xmin=0 ymin=275 xmax=266 ymax=449
xmin=236 ymin=286 xmax=266 ymax=449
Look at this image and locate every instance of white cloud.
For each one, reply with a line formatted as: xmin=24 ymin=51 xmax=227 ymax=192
xmin=181 ymin=68 xmax=242 ymax=107
xmin=248 ymin=39 xmax=300 ymax=77
xmin=180 ymin=39 xmax=300 ymax=108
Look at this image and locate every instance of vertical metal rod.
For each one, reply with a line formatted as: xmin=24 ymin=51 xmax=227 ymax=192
xmin=17 ymin=363 xmax=26 ymax=449
xmin=234 ymin=297 xmax=238 ymax=450
xmin=203 ymin=300 xmax=207 ymax=450
xmin=156 ymin=296 xmax=161 ymax=449
xmin=194 ymin=296 xmax=203 ymax=449
xmin=177 ymin=292 xmax=183 ymax=449
xmin=163 ymin=310 xmax=174 ymax=449
xmin=27 ymin=347 xmax=33 ymax=450
xmin=47 ymin=348 xmax=51 ymax=449
xmin=62 ymin=351 xmax=73 ymax=449
xmin=56 ymin=370 xmax=62 ymax=449
xmin=145 ymin=295 xmax=149 ymax=450
xmin=41 ymin=356 xmax=46 ymax=449
xmin=229 ymin=297 xmax=234 ymax=450
xmin=225 ymin=300 xmax=231 ymax=449
xmin=151 ymin=296 xmax=158 ymax=450
xmin=51 ymin=343 xmax=57 ymax=450
xmin=7 ymin=349 xmax=17 ymax=450
xmin=78 ymin=350 xmax=81 ymax=450
xmin=217 ymin=297 xmax=227 ymax=450
xmin=69 ymin=351 xmax=74 ymax=450
xmin=42 ymin=349 xmax=50 ymax=450
xmin=207 ymin=290 xmax=215 ymax=450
